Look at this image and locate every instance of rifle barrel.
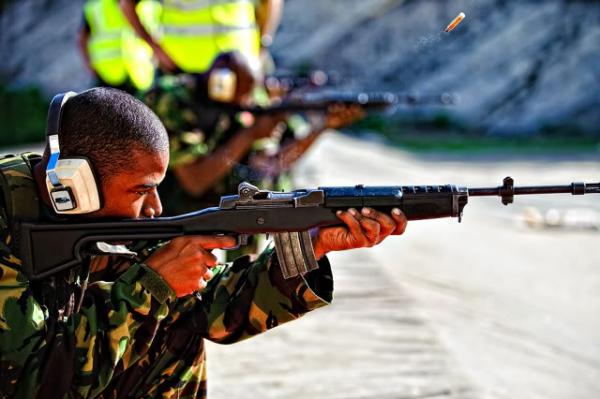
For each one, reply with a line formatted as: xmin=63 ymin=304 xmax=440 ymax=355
xmin=468 ymin=177 xmax=600 ymax=205
xmin=469 ymin=183 xmax=600 ymax=196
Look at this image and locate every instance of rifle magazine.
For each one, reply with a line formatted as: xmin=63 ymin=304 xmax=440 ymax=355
xmin=274 ymin=231 xmax=319 ymax=279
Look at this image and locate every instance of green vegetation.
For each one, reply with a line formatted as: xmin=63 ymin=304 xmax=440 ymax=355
xmin=0 ymin=87 xmax=597 ymax=156
xmin=349 ymin=114 xmax=600 ymax=154
xmin=0 ymin=85 xmax=48 ymax=147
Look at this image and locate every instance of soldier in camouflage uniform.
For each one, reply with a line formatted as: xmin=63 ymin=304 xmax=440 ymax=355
xmin=144 ymin=51 xmax=364 ymax=216
xmin=0 ymin=87 xmax=406 ymax=398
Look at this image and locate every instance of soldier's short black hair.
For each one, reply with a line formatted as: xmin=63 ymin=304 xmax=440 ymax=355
xmin=56 ymin=87 xmax=169 ymax=180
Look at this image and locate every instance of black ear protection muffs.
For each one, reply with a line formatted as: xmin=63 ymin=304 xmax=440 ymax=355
xmin=45 ymin=92 xmax=101 ymax=214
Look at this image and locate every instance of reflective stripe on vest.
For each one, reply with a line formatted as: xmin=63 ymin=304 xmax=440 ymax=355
xmin=159 ymin=0 xmax=260 ymax=73
xmin=161 ymin=23 xmax=255 ymax=35
xmin=165 ymin=0 xmax=253 ymax=11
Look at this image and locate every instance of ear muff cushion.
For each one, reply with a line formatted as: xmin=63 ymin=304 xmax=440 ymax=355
xmin=208 ymin=68 xmax=237 ymax=102
xmin=46 ymin=157 xmax=102 ymax=214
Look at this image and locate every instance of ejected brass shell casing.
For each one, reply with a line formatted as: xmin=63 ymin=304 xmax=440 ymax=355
xmin=445 ymin=12 xmax=466 ymax=32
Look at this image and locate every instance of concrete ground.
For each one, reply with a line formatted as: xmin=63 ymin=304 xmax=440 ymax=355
xmin=207 ymin=133 xmax=600 ymax=399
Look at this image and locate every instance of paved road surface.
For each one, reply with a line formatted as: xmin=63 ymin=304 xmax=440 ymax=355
xmin=207 ymin=133 xmax=600 ymax=399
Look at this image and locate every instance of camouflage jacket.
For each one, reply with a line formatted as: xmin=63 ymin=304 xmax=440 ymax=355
xmin=0 ymin=154 xmax=334 ymax=398
xmin=143 ymin=76 xmax=300 ymax=215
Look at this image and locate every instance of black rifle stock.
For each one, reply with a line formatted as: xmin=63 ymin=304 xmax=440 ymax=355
xmin=19 ymin=177 xmax=599 ymax=280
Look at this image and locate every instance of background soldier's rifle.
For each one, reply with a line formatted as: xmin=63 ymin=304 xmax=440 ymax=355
xmin=264 ymin=69 xmax=343 ymax=92
xmin=215 ymin=91 xmax=458 ymax=116
xmin=19 ymin=177 xmax=599 ymax=280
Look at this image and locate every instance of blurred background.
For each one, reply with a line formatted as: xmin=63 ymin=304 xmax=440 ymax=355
xmin=1 ymin=1 xmax=599 ymax=398
xmin=2 ymin=0 xmax=600 ymax=148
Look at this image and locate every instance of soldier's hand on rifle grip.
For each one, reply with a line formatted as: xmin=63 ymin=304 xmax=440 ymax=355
xmin=325 ymin=104 xmax=365 ymax=129
xmin=312 ymin=207 xmax=407 ymax=260
xmin=145 ymin=235 xmax=237 ymax=297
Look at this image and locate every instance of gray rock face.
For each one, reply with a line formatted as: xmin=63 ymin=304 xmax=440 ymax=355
xmin=0 ymin=0 xmax=93 ymax=93
xmin=1 ymin=0 xmax=598 ymax=134
xmin=272 ymin=0 xmax=600 ymax=134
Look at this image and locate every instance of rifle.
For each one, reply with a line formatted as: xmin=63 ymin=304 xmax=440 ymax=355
xmin=19 ymin=177 xmax=598 ymax=281
xmin=216 ymin=91 xmax=458 ymax=116
xmin=264 ymin=70 xmax=343 ymax=92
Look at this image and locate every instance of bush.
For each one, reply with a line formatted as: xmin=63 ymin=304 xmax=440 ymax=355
xmin=0 ymin=85 xmax=48 ymax=147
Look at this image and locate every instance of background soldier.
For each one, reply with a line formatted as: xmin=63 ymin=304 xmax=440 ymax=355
xmin=78 ymin=0 xmax=161 ymax=93
xmin=0 ymin=87 xmax=406 ymax=398
xmin=144 ymin=51 xmax=364 ymax=216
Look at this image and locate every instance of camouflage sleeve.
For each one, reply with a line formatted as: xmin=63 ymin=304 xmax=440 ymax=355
xmin=190 ymin=245 xmax=334 ymax=344
xmin=0 ymin=247 xmax=177 ymax=397
xmin=72 ymin=263 xmax=176 ymax=397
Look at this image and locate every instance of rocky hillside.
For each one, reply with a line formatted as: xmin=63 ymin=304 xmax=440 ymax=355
xmin=272 ymin=0 xmax=600 ymax=135
xmin=1 ymin=0 xmax=599 ymax=135
xmin=1 ymin=0 xmax=92 ymax=93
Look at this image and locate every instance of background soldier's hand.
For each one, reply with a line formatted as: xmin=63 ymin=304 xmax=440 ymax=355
xmin=145 ymin=236 xmax=237 ymax=297
xmin=312 ymin=208 xmax=407 ymax=260
xmin=251 ymin=114 xmax=288 ymax=139
xmin=153 ymin=45 xmax=179 ymax=73
xmin=325 ymin=104 xmax=365 ymax=129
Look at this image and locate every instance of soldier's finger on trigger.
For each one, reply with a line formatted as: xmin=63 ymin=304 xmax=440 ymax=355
xmin=187 ymin=235 xmax=236 ymax=250
xmin=181 ymin=243 xmax=217 ymax=267
xmin=169 ymin=235 xmax=191 ymax=251
xmin=203 ymin=252 xmax=218 ymax=267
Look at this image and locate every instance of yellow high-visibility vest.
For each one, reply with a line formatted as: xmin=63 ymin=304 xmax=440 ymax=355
xmin=159 ymin=0 xmax=260 ymax=73
xmin=84 ymin=0 xmax=160 ymax=90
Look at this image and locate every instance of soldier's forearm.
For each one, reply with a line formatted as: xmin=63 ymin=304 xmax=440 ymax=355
xmin=120 ymin=0 xmax=158 ymax=48
xmin=256 ymin=0 xmax=284 ymax=44
xmin=77 ymin=29 xmax=94 ymax=74
xmin=199 ymin=247 xmax=333 ymax=344
xmin=173 ymin=128 xmax=257 ymax=197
